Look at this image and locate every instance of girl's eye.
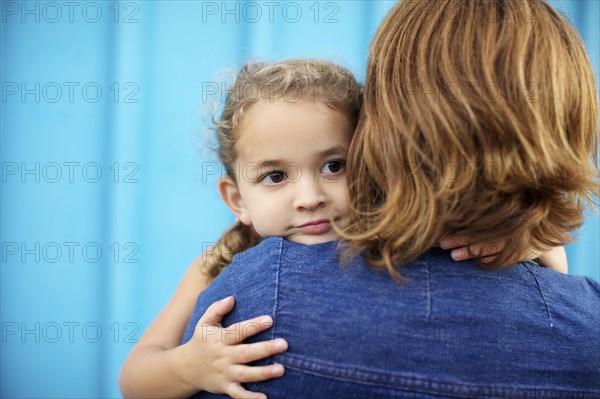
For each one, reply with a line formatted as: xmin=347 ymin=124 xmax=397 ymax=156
xmin=321 ymin=160 xmax=345 ymax=175
xmin=261 ymin=171 xmax=286 ymax=185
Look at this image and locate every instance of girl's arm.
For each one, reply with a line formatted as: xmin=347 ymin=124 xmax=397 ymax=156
xmin=535 ymin=246 xmax=568 ymax=274
xmin=119 ymin=254 xmax=287 ymax=399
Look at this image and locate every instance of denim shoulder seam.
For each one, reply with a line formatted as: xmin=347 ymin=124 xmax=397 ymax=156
xmin=425 ymin=250 xmax=431 ymax=320
xmin=272 ymin=238 xmax=283 ymax=341
xmin=248 ymin=239 xmax=284 ymax=393
xmin=279 ymin=353 xmax=599 ymax=398
xmin=523 ymin=263 xmax=555 ymax=327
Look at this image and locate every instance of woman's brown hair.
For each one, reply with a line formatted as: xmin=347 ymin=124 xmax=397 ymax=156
xmin=343 ymin=0 xmax=599 ymax=277
xmin=205 ymin=59 xmax=362 ymax=278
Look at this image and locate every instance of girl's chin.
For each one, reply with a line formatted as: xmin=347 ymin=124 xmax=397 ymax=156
xmin=286 ymin=234 xmax=340 ymax=245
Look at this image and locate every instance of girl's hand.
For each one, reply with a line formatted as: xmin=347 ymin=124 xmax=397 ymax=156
xmin=439 ymin=236 xmax=568 ymax=274
xmin=439 ymin=235 xmax=505 ymax=263
xmin=178 ymin=296 xmax=287 ymax=399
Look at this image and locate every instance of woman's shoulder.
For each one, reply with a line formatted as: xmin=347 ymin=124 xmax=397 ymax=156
xmin=522 ymin=261 xmax=600 ymax=301
xmin=226 ymin=237 xmax=287 ymax=271
xmin=231 ymin=237 xmax=340 ymax=265
xmin=231 ymin=236 xmax=285 ymax=261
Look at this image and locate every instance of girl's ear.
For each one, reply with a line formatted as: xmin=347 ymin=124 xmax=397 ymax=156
xmin=218 ymin=176 xmax=252 ymax=226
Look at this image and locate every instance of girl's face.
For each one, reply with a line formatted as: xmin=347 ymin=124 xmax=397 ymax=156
xmin=219 ymin=98 xmax=353 ymax=244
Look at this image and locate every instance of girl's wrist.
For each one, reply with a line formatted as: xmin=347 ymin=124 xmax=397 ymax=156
xmin=166 ymin=343 xmax=201 ymax=395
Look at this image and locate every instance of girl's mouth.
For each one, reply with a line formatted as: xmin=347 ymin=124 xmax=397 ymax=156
xmin=298 ymin=219 xmax=332 ymax=234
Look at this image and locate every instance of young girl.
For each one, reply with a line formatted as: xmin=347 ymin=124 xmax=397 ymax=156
xmin=119 ymin=59 xmax=567 ymax=399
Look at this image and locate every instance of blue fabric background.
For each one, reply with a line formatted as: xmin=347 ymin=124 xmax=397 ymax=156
xmin=1 ymin=1 xmax=598 ymax=398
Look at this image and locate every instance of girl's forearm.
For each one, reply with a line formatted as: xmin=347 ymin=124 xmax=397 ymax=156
xmin=119 ymin=344 xmax=199 ymax=399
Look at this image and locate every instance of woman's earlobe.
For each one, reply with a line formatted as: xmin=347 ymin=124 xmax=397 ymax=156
xmin=218 ymin=176 xmax=252 ymax=226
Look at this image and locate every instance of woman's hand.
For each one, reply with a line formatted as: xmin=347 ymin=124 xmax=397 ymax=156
xmin=440 ymin=236 xmax=568 ymax=274
xmin=177 ymin=296 xmax=288 ymax=399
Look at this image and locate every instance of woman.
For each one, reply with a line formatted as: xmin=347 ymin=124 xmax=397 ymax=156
xmin=128 ymin=0 xmax=600 ymax=397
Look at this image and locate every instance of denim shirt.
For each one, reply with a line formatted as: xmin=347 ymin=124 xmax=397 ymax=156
xmin=182 ymin=237 xmax=600 ymax=398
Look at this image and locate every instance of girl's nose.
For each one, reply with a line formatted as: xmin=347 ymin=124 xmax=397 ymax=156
xmin=293 ymin=180 xmax=327 ymax=211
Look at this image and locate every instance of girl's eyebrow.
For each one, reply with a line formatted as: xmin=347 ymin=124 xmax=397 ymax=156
xmin=255 ymin=160 xmax=285 ymax=168
xmin=255 ymin=146 xmax=349 ymax=168
xmin=317 ymin=145 xmax=349 ymax=158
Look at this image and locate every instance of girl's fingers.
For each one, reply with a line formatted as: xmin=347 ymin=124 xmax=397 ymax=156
xmin=198 ymin=296 xmax=235 ymax=326
xmin=480 ymin=254 xmax=498 ymax=264
xmin=232 ymin=339 xmax=288 ymax=363
xmin=439 ymin=235 xmax=472 ymax=250
xmin=224 ymin=315 xmax=274 ymax=344
xmin=226 ymin=382 xmax=268 ymax=399
xmin=230 ymin=363 xmax=285 ymax=383
xmin=451 ymin=242 xmax=502 ymax=261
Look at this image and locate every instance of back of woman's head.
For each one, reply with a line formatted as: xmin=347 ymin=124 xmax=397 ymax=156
xmin=345 ymin=0 xmax=599 ymax=274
